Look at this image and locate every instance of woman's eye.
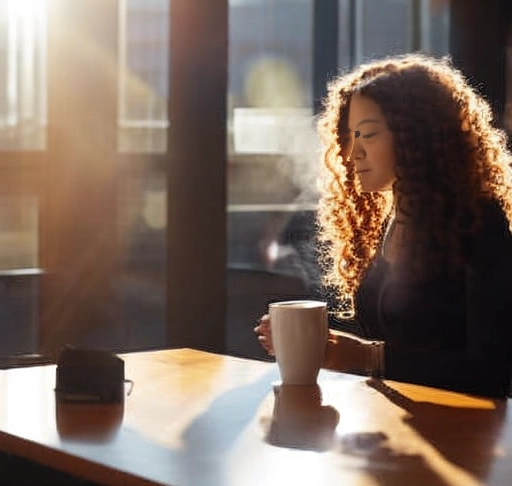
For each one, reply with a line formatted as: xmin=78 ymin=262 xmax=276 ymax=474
xmin=362 ymin=132 xmax=378 ymax=139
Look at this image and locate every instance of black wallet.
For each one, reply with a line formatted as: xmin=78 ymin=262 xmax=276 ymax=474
xmin=55 ymin=346 xmax=127 ymax=403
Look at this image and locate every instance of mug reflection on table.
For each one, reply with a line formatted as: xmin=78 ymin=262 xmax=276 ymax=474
xmin=266 ymin=384 xmax=339 ymax=451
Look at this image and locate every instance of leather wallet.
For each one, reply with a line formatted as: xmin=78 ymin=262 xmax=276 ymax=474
xmin=55 ymin=346 xmax=126 ymax=403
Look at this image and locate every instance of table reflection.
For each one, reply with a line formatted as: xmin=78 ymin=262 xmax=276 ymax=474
xmin=56 ymin=402 xmax=124 ymax=443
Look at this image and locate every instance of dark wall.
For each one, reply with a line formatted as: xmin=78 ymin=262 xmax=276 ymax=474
xmin=450 ymin=0 xmax=512 ymax=126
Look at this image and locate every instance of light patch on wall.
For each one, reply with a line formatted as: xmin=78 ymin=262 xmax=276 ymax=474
xmin=142 ymin=189 xmax=166 ymax=230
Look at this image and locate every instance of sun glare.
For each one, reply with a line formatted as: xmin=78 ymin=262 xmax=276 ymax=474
xmin=11 ymin=0 xmax=46 ymax=19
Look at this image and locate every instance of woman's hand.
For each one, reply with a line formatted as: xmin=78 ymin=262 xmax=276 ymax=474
xmin=254 ymin=314 xmax=274 ymax=356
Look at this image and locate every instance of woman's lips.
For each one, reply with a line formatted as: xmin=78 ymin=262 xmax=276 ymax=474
xmin=356 ymin=169 xmax=371 ymax=173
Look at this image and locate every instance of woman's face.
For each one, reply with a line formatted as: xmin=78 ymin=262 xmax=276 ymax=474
xmin=347 ymin=93 xmax=396 ymax=192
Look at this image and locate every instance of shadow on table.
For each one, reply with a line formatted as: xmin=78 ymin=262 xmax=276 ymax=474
xmin=337 ymin=379 xmax=506 ymax=486
xmin=180 ymin=368 xmax=279 ymax=486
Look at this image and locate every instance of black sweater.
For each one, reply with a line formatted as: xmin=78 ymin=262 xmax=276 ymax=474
xmin=332 ymin=200 xmax=512 ymax=398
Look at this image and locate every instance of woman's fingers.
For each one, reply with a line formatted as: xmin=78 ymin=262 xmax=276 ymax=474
xmin=254 ymin=314 xmax=274 ymax=355
xmin=258 ymin=335 xmax=275 ymax=356
xmin=253 ymin=314 xmax=269 ymax=333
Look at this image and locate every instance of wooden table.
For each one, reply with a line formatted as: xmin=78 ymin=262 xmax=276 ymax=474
xmin=0 ymin=348 xmax=511 ymax=486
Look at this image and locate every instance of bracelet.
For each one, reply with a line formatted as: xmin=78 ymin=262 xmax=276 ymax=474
xmin=369 ymin=341 xmax=385 ymax=378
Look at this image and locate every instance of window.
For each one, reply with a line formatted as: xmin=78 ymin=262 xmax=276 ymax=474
xmin=4 ymin=0 xmax=501 ymax=363
xmin=0 ymin=0 xmax=171 ymax=357
xmin=228 ymin=0 xmax=317 ymax=274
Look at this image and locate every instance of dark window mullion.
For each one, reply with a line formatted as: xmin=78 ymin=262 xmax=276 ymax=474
xmin=167 ymin=0 xmax=228 ymax=352
xmin=313 ymin=0 xmax=339 ymax=115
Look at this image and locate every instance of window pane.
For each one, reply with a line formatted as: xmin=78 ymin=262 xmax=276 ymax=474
xmin=0 ymin=194 xmax=38 ymax=269
xmin=116 ymin=0 xmax=169 ymax=350
xmin=339 ymin=0 xmax=450 ymax=66
xmin=229 ymin=0 xmax=314 ymax=156
xmin=0 ymin=0 xmax=47 ymax=151
xmin=228 ymin=0 xmax=317 ymax=268
xmin=228 ymin=0 xmax=318 ymax=359
xmin=117 ymin=169 xmax=167 ymax=349
xmin=0 ymin=193 xmax=39 ymax=356
xmin=118 ymin=0 xmax=169 ymax=153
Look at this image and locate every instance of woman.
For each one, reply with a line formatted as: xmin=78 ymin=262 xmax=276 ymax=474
xmin=255 ymin=53 xmax=512 ymax=398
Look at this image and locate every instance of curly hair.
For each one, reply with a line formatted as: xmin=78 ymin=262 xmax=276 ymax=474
xmin=316 ymin=53 xmax=512 ymax=314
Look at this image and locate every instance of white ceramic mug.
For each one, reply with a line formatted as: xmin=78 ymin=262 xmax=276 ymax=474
xmin=269 ymin=300 xmax=328 ymax=385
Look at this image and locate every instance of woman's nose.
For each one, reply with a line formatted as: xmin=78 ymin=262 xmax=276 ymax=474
xmin=351 ymin=140 xmax=365 ymax=160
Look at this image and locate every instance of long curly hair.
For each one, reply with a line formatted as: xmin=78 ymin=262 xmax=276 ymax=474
xmin=316 ymin=53 xmax=512 ymax=314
